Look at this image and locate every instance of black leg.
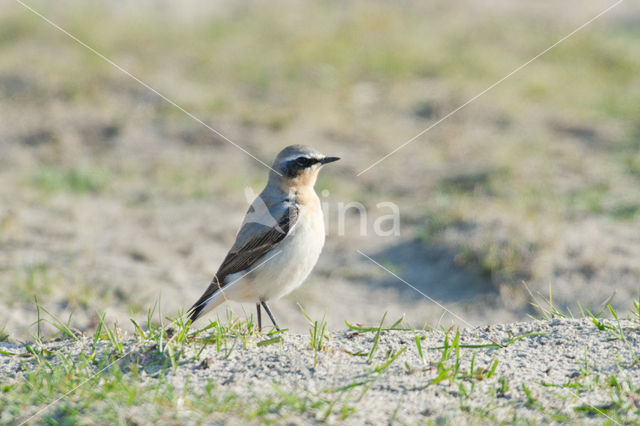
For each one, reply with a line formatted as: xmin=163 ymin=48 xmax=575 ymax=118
xmin=256 ymin=303 xmax=262 ymax=332
xmin=261 ymin=301 xmax=280 ymax=331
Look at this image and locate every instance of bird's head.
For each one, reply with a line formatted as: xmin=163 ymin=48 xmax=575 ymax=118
xmin=269 ymin=145 xmax=339 ymax=189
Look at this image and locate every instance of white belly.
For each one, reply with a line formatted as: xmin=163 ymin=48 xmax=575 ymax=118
xmin=217 ymin=207 xmax=325 ymax=303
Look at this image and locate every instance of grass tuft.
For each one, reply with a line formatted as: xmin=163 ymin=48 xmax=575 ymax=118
xmin=32 ymin=166 xmax=109 ymax=194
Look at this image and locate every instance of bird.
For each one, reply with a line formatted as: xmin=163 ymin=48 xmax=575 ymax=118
xmin=187 ymin=145 xmax=340 ymax=331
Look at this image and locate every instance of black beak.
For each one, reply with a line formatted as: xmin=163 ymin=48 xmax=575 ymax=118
xmin=320 ymin=156 xmax=340 ymax=165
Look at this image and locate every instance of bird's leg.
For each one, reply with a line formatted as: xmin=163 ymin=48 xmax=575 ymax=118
xmin=256 ymin=303 xmax=262 ymax=332
xmin=261 ymin=301 xmax=281 ymax=331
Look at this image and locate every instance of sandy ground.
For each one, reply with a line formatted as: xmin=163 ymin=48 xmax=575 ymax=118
xmin=2 ymin=317 xmax=639 ymax=424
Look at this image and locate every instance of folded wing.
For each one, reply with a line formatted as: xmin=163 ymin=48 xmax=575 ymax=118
xmin=188 ymin=201 xmax=299 ymax=321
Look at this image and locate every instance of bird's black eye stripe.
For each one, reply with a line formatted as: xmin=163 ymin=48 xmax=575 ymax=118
xmin=295 ymin=157 xmax=315 ymax=167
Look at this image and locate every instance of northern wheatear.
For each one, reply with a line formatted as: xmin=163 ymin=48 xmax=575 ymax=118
xmin=188 ymin=145 xmax=339 ymax=330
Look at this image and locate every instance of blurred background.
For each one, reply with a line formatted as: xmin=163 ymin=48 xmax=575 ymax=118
xmin=1 ymin=0 xmax=639 ymax=340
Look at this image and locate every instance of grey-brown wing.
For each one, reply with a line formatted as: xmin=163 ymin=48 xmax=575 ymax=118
xmin=217 ymin=207 xmax=297 ymax=278
xmin=188 ymin=204 xmax=298 ymax=321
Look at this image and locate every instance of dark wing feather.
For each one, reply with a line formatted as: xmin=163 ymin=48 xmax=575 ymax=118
xmin=188 ymin=204 xmax=298 ymax=321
